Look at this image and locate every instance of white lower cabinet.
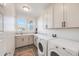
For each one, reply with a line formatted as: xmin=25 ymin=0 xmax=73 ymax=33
xmin=15 ymin=36 xmax=24 ymax=48
xmin=15 ymin=35 xmax=34 ymax=48
xmin=28 ymin=35 xmax=34 ymax=45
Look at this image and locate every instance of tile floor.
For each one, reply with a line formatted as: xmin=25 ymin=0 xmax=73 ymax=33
xmin=14 ymin=44 xmax=38 ymax=56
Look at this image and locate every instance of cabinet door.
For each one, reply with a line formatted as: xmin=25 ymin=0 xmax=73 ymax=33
xmin=47 ymin=5 xmax=54 ymax=28
xmin=15 ymin=36 xmax=24 ymax=48
xmin=23 ymin=35 xmax=29 ymax=46
xmin=28 ymin=35 xmax=33 ymax=45
xmin=64 ymin=3 xmax=79 ymax=28
xmin=43 ymin=12 xmax=48 ymax=29
xmin=54 ymin=3 xmax=64 ymax=28
xmin=37 ymin=16 xmax=44 ymax=32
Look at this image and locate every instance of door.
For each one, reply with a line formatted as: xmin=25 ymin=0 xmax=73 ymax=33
xmin=54 ymin=3 xmax=64 ymax=28
xmin=23 ymin=35 xmax=29 ymax=46
xmin=28 ymin=35 xmax=33 ymax=45
xmin=47 ymin=5 xmax=54 ymax=28
xmin=37 ymin=16 xmax=43 ymax=32
xmin=64 ymin=3 xmax=79 ymax=28
xmin=15 ymin=36 xmax=24 ymax=48
xmin=43 ymin=10 xmax=48 ymax=29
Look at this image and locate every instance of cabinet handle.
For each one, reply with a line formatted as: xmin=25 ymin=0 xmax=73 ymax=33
xmin=46 ymin=24 xmax=48 ymax=29
xmin=4 ymin=53 xmax=8 ymax=56
xmin=63 ymin=21 xmax=66 ymax=27
xmin=62 ymin=21 xmax=66 ymax=28
xmin=56 ymin=46 xmax=58 ymax=48
xmin=63 ymin=48 xmax=66 ymax=50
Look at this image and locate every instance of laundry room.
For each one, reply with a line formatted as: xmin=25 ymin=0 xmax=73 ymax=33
xmin=0 ymin=0 xmax=79 ymax=58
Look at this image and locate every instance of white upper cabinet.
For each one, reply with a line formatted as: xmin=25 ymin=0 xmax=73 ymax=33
xmin=64 ymin=3 xmax=79 ymax=28
xmin=47 ymin=5 xmax=54 ymax=28
xmin=53 ymin=3 xmax=79 ymax=28
xmin=54 ymin=3 xmax=64 ymax=28
xmin=38 ymin=3 xmax=79 ymax=29
xmin=43 ymin=10 xmax=48 ymax=29
xmin=37 ymin=16 xmax=44 ymax=32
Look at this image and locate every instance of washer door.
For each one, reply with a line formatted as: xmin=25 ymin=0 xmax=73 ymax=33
xmin=48 ymin=49 xmax=62 ymax=56
xmin=50 ymin=51 xmax=59 ymax=56
xmin=38 ymin=42 xmax=43 ymax=52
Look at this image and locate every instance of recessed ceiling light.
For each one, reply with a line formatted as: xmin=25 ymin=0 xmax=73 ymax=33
xmin=23 ymin=5 xmax=31 ymax=12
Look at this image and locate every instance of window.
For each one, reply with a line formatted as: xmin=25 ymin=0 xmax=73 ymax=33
xmin=28 ymin=21 xmax=33 ymax=31
xmin=16 ymin=17 xmax=34 ymax=33
xmin=16 ymin=17 xmax=27 ymax=33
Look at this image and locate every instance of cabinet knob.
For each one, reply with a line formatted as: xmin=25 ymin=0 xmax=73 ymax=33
xmin=56 ymin=46 xmax=58 ymax=48
xmin=52 ymin=34 xmax=57 ymax=38
xmin=63 ymin=48 xmax=66 ymax=50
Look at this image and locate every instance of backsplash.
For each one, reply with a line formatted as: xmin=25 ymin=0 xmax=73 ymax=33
xmin=38 ymin=28 xmax=79 ymax=42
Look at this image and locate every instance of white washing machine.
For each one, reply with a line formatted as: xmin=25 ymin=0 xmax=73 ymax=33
xmin=48 ymin=39 xmax=79 ymax=56
xmin=37 ymin=35 xmax=52 ymax=56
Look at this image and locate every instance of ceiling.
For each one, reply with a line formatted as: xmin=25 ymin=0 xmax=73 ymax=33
xmin=15 ymin=3 xmax=50 ymax=18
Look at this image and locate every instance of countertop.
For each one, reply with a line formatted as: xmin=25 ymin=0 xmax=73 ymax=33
xmin=15 ymin=33 xmax=36 ymax=36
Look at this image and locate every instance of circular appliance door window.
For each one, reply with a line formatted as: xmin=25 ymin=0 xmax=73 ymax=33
xmin=51 ymin=51 xmax=59 ymax=56
xmin=38 ymin=42 xmax=43 ymax=52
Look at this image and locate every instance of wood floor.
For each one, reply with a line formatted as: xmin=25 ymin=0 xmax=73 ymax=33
xmin=14 ymin=44 xmax=38 ymax=56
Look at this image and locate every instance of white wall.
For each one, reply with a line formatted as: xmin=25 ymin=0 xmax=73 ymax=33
xmin=3 ymin=3 xmax=15 ymax=32
xmin=0 ymin=4 xmax=15 ymax=56
xmin=46 ymin=29 xmax=79 ymax=41
xmin=4 ymin=16 xmax=15 ymax=32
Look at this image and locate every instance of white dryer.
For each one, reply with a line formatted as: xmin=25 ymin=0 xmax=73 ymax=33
xmin=37 ymin=35 xmax=52 ymax=56
xmin=48 ymin=39 xmax=79 ymax=56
